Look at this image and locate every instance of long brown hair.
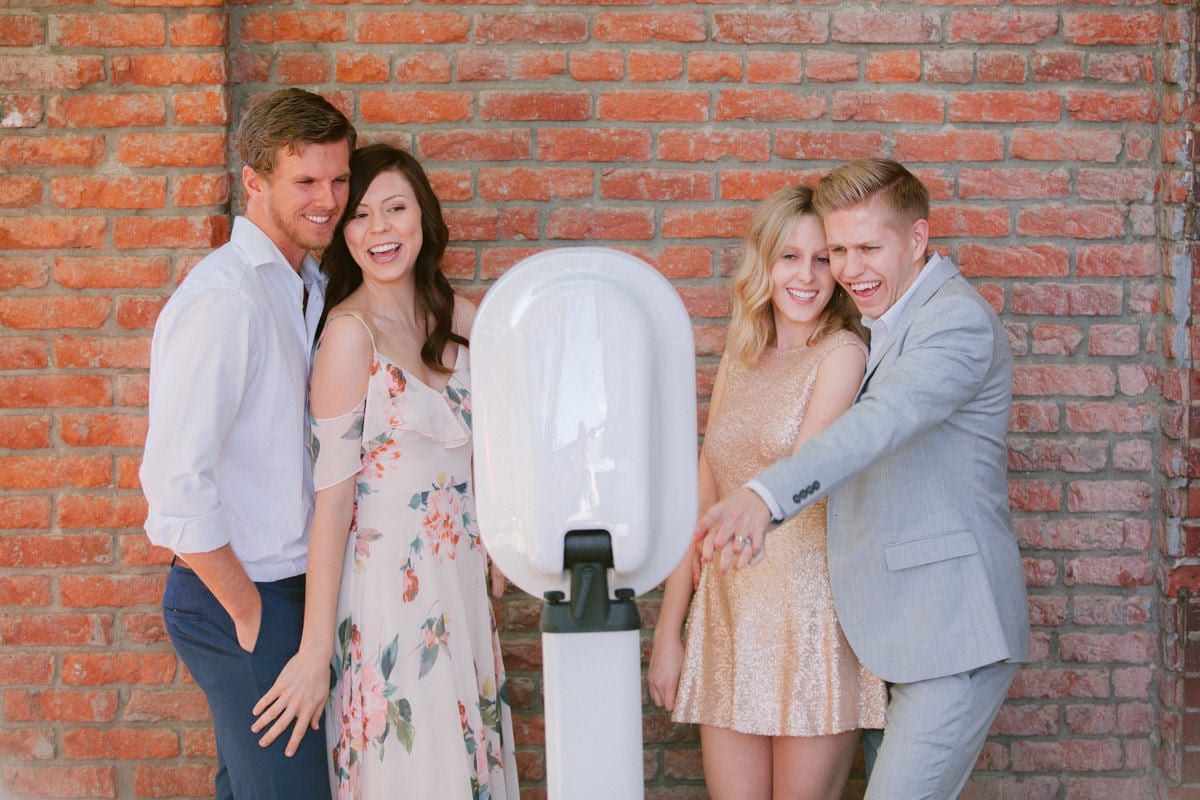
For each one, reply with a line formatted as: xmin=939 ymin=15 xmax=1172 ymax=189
xmin=728 ymin=184 xmax=865 ymax=365
xmin=320 ymin=144 xmax=466 ymax=374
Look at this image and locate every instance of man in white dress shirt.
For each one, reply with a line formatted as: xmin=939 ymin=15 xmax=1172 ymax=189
xmin=141 ymin=89 xmax=354 ymax=799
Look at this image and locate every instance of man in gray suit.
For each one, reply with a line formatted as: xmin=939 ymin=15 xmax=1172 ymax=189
xmin=696 ymin=159 xmax=1030 ymax=800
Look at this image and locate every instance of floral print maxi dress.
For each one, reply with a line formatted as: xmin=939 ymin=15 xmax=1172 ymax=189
xmin=310 ymin=315 xmax=518 ymax=800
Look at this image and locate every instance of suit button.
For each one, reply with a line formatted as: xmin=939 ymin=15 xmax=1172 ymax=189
xmin=792 ymin=493 xmax=803 ymax=503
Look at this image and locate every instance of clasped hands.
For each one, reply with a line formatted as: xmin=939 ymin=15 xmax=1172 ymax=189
xmin=694 ymin=487 xmax=773 ymax=572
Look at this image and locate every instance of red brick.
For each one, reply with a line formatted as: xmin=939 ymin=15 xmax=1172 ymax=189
xmin=0 ymin=727 xmax=53 ymax=760
xmin=1067 ymin=90 xmax=1159 ymax=123
xmin=0 ymin=297 xmax=109 ymax=330
xmin=570 ymin=50 xmax=622 ymax=82
xmin=1010 ymin=668 xmax=1110 ymax=700
xmin=978 ymin=52 xmax=1027 ymax=83
xmin=1064 ymin=778 xmax=1151 ymax=800
xmin=0 ymin=376 xmax=111 ymax=409
xmin=832 ymin=11 xmax=940 ymax=43
xmin=690 ymin=52 xmax=742 ymax=83
xmin=1008 ymin=437 xmax=1105 ymax=473
xmin=712 ymin=11 xmax=827 ymax=44
xmin=1086 ymin=53 xmax=1153 ymax=85
xmin=118 ymin=133 xmax=224 ymax=167
xmin=1072 ymin=595 xmax=1152 ymax=627
xmin=0 ymin=55 xmax=105 ymax=90
xmin=50 ymin=176 xmax=166 ymax=210
xmin=1016 ymin=206 xmax=1124 ymax=239
xmin=114 ymin=216 xmax=228 ymax=250
xmin=948 ymin=11 xmax=1058 ymax=44
xmin=832 ymin=92 xmax=943 ymax=123
xmin=361 ymin=90 xmax=473 ymax=123
xmin=958 ymin=168 xmax=1070 ymax=200
xmin=0 ymin=576 xmax=51 ymax=607
xmin=134 ymin=765 xmax=215 ymax=798
xmin=806 ymin=52 xmax=859 ymax=83
xmin=393 ymin=52 xmax=451 ymax=83
xmin=894 ymin=132 xmax=1003 ymax=162
xmin=0 ymin=176 xmax=41 ymax=208
xmin=949 ymin=91 xmax=1061 ymax=122
xmin=1029 ymin=323 xmax=1083 ymax=356
xmin=487 ymin=168 xmax=591 ymax=203
xmin=170 ymin=12 xmax=227 ymax=47
xmin=1011 ymin=129 xmax=1122 ymax=163
xmin=628 ymin=51 xmax=681 ymax=83
xmin=56 ymin=336 xmax=151 ymax=369
xmin=1060 ymin=632 xmax=1155 ymax=664
xmin=2 ymin=766 xmax=116 ymax=798
xmin=49 ymin=13 xmax=165 ymax=48
xmin=125 ymin=688 xmax=210 ymax=722
xmin=122 ymin=613 xmax=166 ymax=646
xmin=0 ymin=15 xmax=43 ymax=46
xmin=929 ymin=206 xmax=1009 ymax=238
xmin=600 ymin=90 xmax=706 ymax=122
xmin=171 ymin=173 xmax=228 ymax=207
xmin=58 ymin=495 xmax=149 ymax=528
xmin=920 ymin=51 xmax=970 ymax=84
xmin=866 ymin=50 xmax=921 ymax=83
xmin=775 ymin=131 xmax=884 ymax=162
xmin=1062 ymin=12 xmax=1162 ymax=45
xmin=115 ymin=297 xmax=167 ymax=330
xmin=1088 ymin=325 xmax=1140 ymax=357
xmin=1064 ymin=556 xmax=1154 ymax=587
xmin=511 ymin=51 xmax=565 ymax=82
xmin=1008 ymin=480 xmax=1061 ymax=512
xmin=47 ymin=94 xmax=164 ymax=129
xmin=426 ymin=170 xmax=471 ymax=203
xmin=1014 ymin=739 xmax=1122 ymax=772
xmin=0 ymin=259 xmax=48 ymax=291
xmin=0 ymin=614 xmax=113 ymax=648
xmin=172 ymin=90 xmax=228 ymax=127
xmin=1077 ymin=244 xmax=1157 ymax=278
xmin=1067 ymin=402 xmax=1154 ymax=434
xmin=0 ymin=135 xmax=104 ymax=168
xmin=478 ymin=12 xmax=588 ymax=44
xmin=663 ymin=207 xmax=755 ymax=240
xmin=62 ymin=727 xmax=178 ymax=760
xmin=0 ymin=416 xmax=49 ymax=450
xmin=714 ymin=89 xmax=823 ymax=122
xmin=1068 ymin=481 xmax=1152 ymax=513
xmin=1014 ymin=366 xmax=1115 ymax=397
xmin=275 ymin=52 xmax=329 ymax=84
xmin=241 ymin=10 xmax=345 ymax=43
xmin=719 ymin=171 xmax=813 ymax=201
xmin=539 ymin=129 xmax=651 ymax=162
xmin=61 ymin=653 xmax=174 ymax=686
xmin=0 ymin=654 xmax=53 ymax=686
xmin=356 ymin=12 xmax=468 ymax=44
xmin=0 ymin=94 xmax=43 ymax=128
xmin=547 ymin=208 xmax=654 ymax=241
xmin=111 ymin=53 xmax=225 ymax=86
xmin=230 ymin=52 xmax=269 ymax=85
xmin=480 ymin=91 xmax=588 ymax=122
xmin=656 ymin=247 xmax=713 ymax=280
xmin=991 ymin=704 xmax=1060 ymax=736
xmin=658 ymin=130 xmax=769 ymax=163
xmin=597 ymin=11 xmax=705 ymax=43
xmin=1033 ymin=51 xmax=1084 ymax=82
xmin=335 ymin=52 xmax=388 ymax=83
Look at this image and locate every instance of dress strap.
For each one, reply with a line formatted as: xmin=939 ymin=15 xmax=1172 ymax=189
xmin=324 ymin=312 xmax=378 ymax=354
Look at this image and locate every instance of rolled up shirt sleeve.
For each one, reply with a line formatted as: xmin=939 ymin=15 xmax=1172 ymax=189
xmin=140 ymin=289 xmax=257 ymax=555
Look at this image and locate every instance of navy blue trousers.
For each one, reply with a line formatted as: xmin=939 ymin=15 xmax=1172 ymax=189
xmin=163 ymin=565 xmax=332 ymax=800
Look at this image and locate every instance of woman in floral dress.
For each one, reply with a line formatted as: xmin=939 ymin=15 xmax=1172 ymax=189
xmin=251 ymin=144 xmax=518 ymax=800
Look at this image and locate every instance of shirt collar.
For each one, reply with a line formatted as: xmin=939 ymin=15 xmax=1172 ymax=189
xmin=861 ymin=252 xmax=944 ymax=335
xmin=231 ymin=216 xmax=326 ymax=286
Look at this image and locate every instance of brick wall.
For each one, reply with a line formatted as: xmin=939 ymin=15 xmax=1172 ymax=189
xmin=0 ymin=2 xmax=1195 ymax=799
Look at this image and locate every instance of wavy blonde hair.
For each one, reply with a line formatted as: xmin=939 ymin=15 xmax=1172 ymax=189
xmin=727 ymin=184 xmax=866 ymax=365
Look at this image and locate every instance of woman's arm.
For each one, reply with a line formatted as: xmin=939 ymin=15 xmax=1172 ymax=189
xmin=647 ymin=353 xmax=729 ymax=711
xmin=250 ymin=315 xmax=373 ymax=756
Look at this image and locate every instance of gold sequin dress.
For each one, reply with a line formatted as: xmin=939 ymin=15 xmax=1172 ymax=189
xmin=673 ymin=330 xmax=887 ymax=736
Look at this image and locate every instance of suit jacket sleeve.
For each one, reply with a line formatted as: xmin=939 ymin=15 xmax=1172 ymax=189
xmin=755 ymin=293 xmax=998 ymax=521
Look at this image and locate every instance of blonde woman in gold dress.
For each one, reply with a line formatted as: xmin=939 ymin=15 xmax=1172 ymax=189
xmin=648 ymin=185 xmax=887 ymax=800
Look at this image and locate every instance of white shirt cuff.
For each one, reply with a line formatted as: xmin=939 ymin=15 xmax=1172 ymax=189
xmin=744 ymin=480 xmax=785 ymax=523
xmin=144 ymin=508 xmax=231 ymax=556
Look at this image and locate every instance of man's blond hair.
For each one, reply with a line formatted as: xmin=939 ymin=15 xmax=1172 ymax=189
xmin=813 ymin=158 xmax=929 ymax=223
xmin=237 ymin=88 xmax=356 ymax=176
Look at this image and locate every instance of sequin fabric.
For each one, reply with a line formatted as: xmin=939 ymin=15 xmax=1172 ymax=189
xmin=673 ymin=330 xmax=887 ymax=736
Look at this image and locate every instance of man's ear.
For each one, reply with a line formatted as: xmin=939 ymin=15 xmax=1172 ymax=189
xmin=242 ymin=165 xmax=264 ymax=202
xmin=910 ymin=217 xmax=930 ymax=262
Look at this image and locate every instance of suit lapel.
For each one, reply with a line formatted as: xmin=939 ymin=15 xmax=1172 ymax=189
xmin=855 ymin=257 xmax=961 ymax=400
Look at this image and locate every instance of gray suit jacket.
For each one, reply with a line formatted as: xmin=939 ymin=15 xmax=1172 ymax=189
xmin=756 ymin=256 xmax=1030 ymax=684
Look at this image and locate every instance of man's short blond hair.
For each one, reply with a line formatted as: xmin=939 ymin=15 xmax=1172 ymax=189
xmin=237 ymin=88 xmax=356 ymax=176
xmin=813 ymin=158 xmax=929 ymax=223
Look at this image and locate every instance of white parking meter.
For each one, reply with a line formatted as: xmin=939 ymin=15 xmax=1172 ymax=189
xmin=471 ymin=248 xmax=697 ymax=800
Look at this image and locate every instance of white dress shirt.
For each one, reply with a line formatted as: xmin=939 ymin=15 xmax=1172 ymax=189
xmin=746 ymin=253 xmax=945 ymax=522
xmin=141 ymin=217 xmax=327 ymax=582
